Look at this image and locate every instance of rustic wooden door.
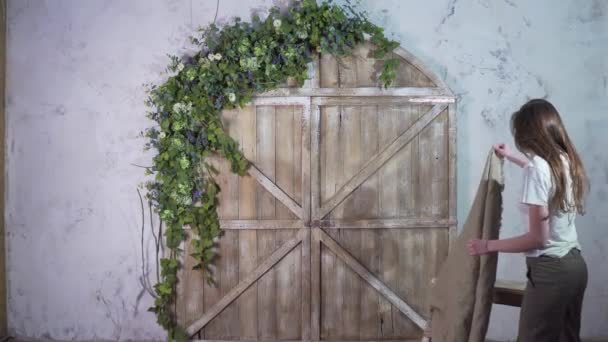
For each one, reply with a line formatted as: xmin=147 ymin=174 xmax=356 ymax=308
xmin=177 ymin=41 xmax=456 ymax=342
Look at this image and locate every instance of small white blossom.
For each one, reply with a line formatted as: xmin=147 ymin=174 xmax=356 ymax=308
xmin=214 ymin=53 xmax=222 ymax=60
xmin=297 ymin=31 xmax=308 ymax=39
xmin=273 ymin=19 xmax=282 ymax=28
xmin=172 ymin=102 xmax=182 ymax=112
xmin=228 ymin=93 xmax=236 ymax=103
xmin=172 ymin=102 xmax=193 ymax=114
xmin=176 ymin=63 xmax=184 ymax=72
xmin=159 ymin=132 xmax=166 ymax=139
xmin=208 ymin=53 xmax=216 ymax=61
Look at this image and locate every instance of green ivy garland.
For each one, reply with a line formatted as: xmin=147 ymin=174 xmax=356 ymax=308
xmin=143 ymin=0 xmax=399 ymax=339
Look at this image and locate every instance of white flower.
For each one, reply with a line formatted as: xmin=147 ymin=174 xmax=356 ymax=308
xmin=176 ymin=63 xmax=184 ymax=72
xmin=172 ymin=102 xmax=182 ymax=112
xmin=172 ymin=102 xmax=193 ymax=114
xmin=228 ymin=93 xmax=236 ymax=103
xmin=273 ymin=19 xmax=282 ymax=28
xmin=159 ymin=132 xmax=166 ymax=139
xmin=214 ymin=53 xmax=222 ymax=60
xmin=297 ymin=31 xmax=308 ymax=39
xmin=208 ymin=53 xmax=216 ymax=61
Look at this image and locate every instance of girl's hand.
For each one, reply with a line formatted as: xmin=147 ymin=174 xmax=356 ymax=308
xmin=493 ymin=143 xmax=511 ymax=159
xmin=493 ymin=143 xmax=529 ymax=168
xmin=467 ymin=238 xmax=489 ymax=255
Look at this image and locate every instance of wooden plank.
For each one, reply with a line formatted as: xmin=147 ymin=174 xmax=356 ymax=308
xmin=301 ymin=228 xmax=311 ymax=341
xmin=257 ymin=87 xmax=450 ymax=98
xmin=215 ymin=111 xmax=241 ymax=339
xmin=220 ymin=220 xmax=303 ymax=229
xmin=190 ymin=339 xmax=422 ymax=342
xmin=318 ymin=104 xmax=448 ymax=220
xmin=251 ymin=96 xmax=310 ymax=108
xmin=274 ymin=105 xmax=296 ymax=220
xmin=275 ymin=240 xmax=301 ymax=340
xmin=302 ymin=56 xmax=318 ymax=89
xmin=432 ymin=111 xmax=449 ymax=219
xmin=393 ymin=105 xmax=421 ymax=336
xmin=397 ymin=105 xmax=422 ymax=218
xmin=236 ymin=105 xmax=257 ymax=340
xmin=310 ymin=103 xmax=321 ymax=339
xmin=248 ymin=165 xmax=304 ymax=219
xmin=429 ymin=229 xmax=449 ymax=310
xmin=392 ymin=51 xmax=434 ymax=89
xmin=176 ymin=231 xmax=205 ymax=332
xmin=417 ymin=108 xmax=448 ymax=220
xmin=301 ymin=101 xmax=311 ymax=219
xmin=397 ymin=230 xmax=447 ymax=336
xmin=447 ymin=103 xmax=458 ymax=251
xmin=318 ymin=229 xmax=427 ymax=329
xmin=310 ymin=228 xmax=321 ymax=341
xmin=312 ymin=95 xmax=455 ymax=106
xmin=275 ymin=105 xmax=300 ymax=340
xmin=214 ymin=234 xmax=239 ymax=338
xmin=354 ymin=42 xmax=377 ymax=87
xmin=319 ymin=53 xmax=339 ymax=88
xmin=334 ymin=84 xmax=361 ymax=338
xmin=408 ymin=96 xmax=455 ymax=104
xmin=319 ymin=104 xmax=342 ymax=338
xmin=377 ymin=104 xmax=399 ymax=337
xmin=357 ymin=104 xmax=381 ymax=339
xmin=319 ymin=105 xmax=343 ymax=212
xmin=337 ymin=54 xmax=357 ymax=88
xmin=310 ymin=55 xmax=320 ymax=88
xmin=493 ymin=280 xmax=525 ymax=307
xmin=274 ymin=104 xmax=302 ymax=211
xmin=301 ymin=100 xmax=312 ymax=341
xmin=391 ymin=44 xmax=454 ymax=95
xmin=320 ymin=230 xmax=339 ymax=338
xmin=0 ymin=0 xmax=5 ymax=334
xmin=394 ymin=229 xmax=422 ymax=337
xmin=310 ymin=105 xmax=321 ymax=221
xmin=352 ymin=49 xmax=382 ymax=340
xmin=294 ymin=105 xmax=303 ymax=210
xmin=186 ymin=230 xmax=304 ymax=336
xmin=329 ymin=105 xmax=361 ymax=219
xmin=256 ymin=105 xmax=278 ymax=340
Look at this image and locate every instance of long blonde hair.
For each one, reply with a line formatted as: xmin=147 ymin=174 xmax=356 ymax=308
xmin=511 ymin=99 xmax=589 ymax=214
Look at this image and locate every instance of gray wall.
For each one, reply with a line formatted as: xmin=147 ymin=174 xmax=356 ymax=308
xmin=5 ymin=0 xmax=608 ymax=340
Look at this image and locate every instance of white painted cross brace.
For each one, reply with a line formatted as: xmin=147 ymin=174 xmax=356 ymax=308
xmin=186 ymin=228 xmax=306 ymax=336
xmin=247 ymin=164 xmax=305 ymax=219
xmin=316 ymin=103 xmax=448 ymax=220
xmin=317 ymin=228 xmax=428 ymax=330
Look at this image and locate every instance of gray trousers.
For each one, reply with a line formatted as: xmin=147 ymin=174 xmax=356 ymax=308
xmin=517 ymin=248 xmax=588 ymax=342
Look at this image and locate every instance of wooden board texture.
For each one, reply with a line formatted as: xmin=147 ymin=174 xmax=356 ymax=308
xmin=176 ymin=41 xmax=455 ymax=341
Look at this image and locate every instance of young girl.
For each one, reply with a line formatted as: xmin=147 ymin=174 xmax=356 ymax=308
xmin=466 ymin=99 xmax=589 ymax=342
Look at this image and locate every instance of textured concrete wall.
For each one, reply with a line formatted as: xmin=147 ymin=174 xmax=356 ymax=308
xmin=5 ymin=0 xmax=608 ymax=340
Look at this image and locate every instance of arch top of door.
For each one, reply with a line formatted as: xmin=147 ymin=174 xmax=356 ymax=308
xmin=256 ymin=37 xmax=455 ymax=102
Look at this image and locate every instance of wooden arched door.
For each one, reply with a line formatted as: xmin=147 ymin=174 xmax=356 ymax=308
xmin=176 ymin=41 xmax=456 ymax=342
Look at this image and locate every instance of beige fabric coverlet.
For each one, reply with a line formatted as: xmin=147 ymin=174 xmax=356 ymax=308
xmin=429 ymin=150 xmax=504 ymax=342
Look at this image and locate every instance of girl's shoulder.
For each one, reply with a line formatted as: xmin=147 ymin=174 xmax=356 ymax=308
xmin=526 ymin=155 xmax=551 ymax=175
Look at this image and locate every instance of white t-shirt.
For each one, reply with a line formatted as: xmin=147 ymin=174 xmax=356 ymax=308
xmin=521 ymin=154 xmax=580 ymax=257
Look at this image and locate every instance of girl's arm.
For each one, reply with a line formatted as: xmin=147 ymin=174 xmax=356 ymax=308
xmin=494 ymin=143 xmax=529 ymax=168
xmin=467 ymin=204 xmax=550 ymax=255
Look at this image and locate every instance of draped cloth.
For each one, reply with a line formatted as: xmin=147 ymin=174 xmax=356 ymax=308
xmin=428 ymin=150 xmax=504 ymax=342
